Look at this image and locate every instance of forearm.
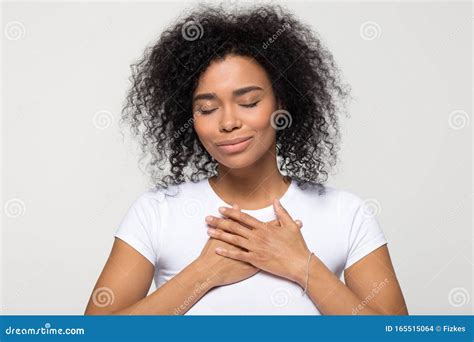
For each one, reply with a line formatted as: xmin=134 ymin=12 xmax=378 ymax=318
xmin=294 ymin=256 xmax=380 ymax=315
xmin=113 ymin=260 xmax=216 ymax=315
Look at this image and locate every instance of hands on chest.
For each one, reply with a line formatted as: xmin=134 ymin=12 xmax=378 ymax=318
xmin=195 ymin=199 xmax=310 ymax=288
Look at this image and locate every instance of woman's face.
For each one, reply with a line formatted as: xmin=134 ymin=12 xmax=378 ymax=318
xmin=192 ymin=54 xmax=279 ymax=169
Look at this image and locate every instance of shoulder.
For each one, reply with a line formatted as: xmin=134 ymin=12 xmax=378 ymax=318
xmin=335 ymin=187 xmax=380 ymax=220
xmin=132 ymin=179 xmax=207 ymax=207
xmin=128 ymin=188 xmax=169 ymax=209
xmin=330 ymin=187 xmax=377 ymax=221
xmin=295 ymin=183 xmax=373 ymax=220
xmin=294 ymin=183 xmax=364 ymax=208
xmin=335 ymin=187 xmax=367 ymax=208
xmin=122 ymin=185 xmax=176 ymax=219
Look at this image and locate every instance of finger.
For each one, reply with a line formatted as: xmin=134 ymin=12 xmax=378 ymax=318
xmin=273 ymin=199 xmax=296 ymax=227
xmin=295 ymin=220 xmax=303 ymax=229
xmin=233 ymin=203 xmax=240 ymax=210
xmin=263 ymin=219 xmax=280 ymax=227
xmin=264 ymin=219 xmax=280 ymax=227
xmin=206 ymin=216 xmax=252 ymax=238
xmin=218 ymin=207 xmax=265 ymax=230
xmin=215 ymin=247 xmax=252 ymax=263
xmin=208 ymin=228 xmax=250 ymax=250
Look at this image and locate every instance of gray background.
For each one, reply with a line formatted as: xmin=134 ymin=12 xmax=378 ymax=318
xmin=1 ymin=0 xmax=472 ymax=314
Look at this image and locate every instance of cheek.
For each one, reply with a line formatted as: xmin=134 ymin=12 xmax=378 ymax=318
xmin=193 ymin=115 xmax=215 ymax=141
xmin=246 ymin=111 xmax=271 ymax=129
xmin=248 ymin=105 xmax=276 ymax=143
xmin=239 ymin=98 xmax=273 ymax=129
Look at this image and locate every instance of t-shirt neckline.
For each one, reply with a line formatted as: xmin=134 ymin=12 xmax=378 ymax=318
xmin=204 ymin=177 xmax=296 ymax=215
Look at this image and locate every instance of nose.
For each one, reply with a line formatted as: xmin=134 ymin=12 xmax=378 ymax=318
xmin=219 ymin=106 xmax=241 ymax=132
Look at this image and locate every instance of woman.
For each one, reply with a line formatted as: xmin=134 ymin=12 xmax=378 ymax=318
xmin=85 ymin=3 xmax=408 ymax=315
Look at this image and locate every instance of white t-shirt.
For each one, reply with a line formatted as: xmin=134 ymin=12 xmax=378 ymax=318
xmin=114 ymin=178 xmax=387 ymax=315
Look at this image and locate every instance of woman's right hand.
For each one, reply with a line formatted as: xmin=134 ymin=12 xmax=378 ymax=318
xmin=197 ymin=236 xmax=259 ymax=287
xmin=196 ymin=204 xmax=279 ymax=287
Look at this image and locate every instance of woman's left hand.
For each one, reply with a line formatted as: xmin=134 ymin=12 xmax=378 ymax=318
xmin=205 ymin=199 xmax=311 ymax=284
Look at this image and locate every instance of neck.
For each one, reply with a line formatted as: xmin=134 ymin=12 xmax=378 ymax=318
xmin=209 ymin=145 xmax=291 ymax=210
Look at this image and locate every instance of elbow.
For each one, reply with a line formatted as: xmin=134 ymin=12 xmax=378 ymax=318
xmin=84 ymin=303 xmax=117 ymax=316
xmin=394 ymin=306 xmax=409 ymax=315
xmin=84 ymin=308 xmax=116 ymax=315
xmin=377 ymin=305 xmax=409 ymax=316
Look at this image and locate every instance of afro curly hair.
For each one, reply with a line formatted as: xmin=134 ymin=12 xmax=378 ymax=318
xmin=120 ymin=2 xmax=351 ymax=194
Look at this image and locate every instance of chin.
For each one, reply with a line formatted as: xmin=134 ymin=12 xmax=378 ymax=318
xmin=213 ymin=153 xmax=259 ymax=170
xmin=217 ymin=159 xmax=256 ymax=170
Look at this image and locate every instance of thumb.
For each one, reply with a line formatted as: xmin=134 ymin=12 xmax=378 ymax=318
xmin=273 ymin=199 xmax=294 ymax=227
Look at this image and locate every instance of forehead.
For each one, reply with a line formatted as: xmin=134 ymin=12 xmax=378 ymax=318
xmin=195 ymin=54 xmax=270 ymax=93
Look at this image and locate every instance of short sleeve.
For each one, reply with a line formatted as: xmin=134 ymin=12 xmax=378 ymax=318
xmin=340 ymin=191 xmax=388 ymax=270
xmin=114 ymin=191 xmax=162 ymax=266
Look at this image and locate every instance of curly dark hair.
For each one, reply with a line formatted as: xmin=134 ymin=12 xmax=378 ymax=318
xmin=120 ymin=2 xmax=351 ymax=194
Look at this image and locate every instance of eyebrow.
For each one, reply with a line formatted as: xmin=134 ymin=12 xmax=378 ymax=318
xmin=193 ymin=86 xmax=263 ymax=102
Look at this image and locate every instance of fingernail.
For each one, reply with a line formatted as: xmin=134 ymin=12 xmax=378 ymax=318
xmin=218 ymin=207 xmax=226 ymax=214
xmin=205 ymin=216 xmax=213 ymax=223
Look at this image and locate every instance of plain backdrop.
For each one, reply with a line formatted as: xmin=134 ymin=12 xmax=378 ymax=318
xmin=1 ymin=0 xmax=472 ymax=315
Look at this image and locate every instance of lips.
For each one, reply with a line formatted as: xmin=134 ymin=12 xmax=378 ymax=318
xmin=215 ymin=136 xmax=254 ymax=154
xmin=216 ymin=136 xmax=253 ymax=146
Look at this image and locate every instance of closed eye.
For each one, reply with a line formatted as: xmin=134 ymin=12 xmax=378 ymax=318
xmin=196 ymin=107 xmax=217 ymax=115
xmin=195 ymin=100 xmax=260 ymax=115
xmin=240 ymin=100 xmax=260 ymax=108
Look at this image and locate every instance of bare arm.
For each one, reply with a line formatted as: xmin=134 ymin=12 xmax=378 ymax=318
xmin=84 ymin=238 xmax=216 ymax=315
xmin=293 ymin=245 xmax=408 ymax=315
xmin=201 ymin=202 xmax=408 ymax=315
xmin=85 ymin=232 xmax=259 ymax=315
